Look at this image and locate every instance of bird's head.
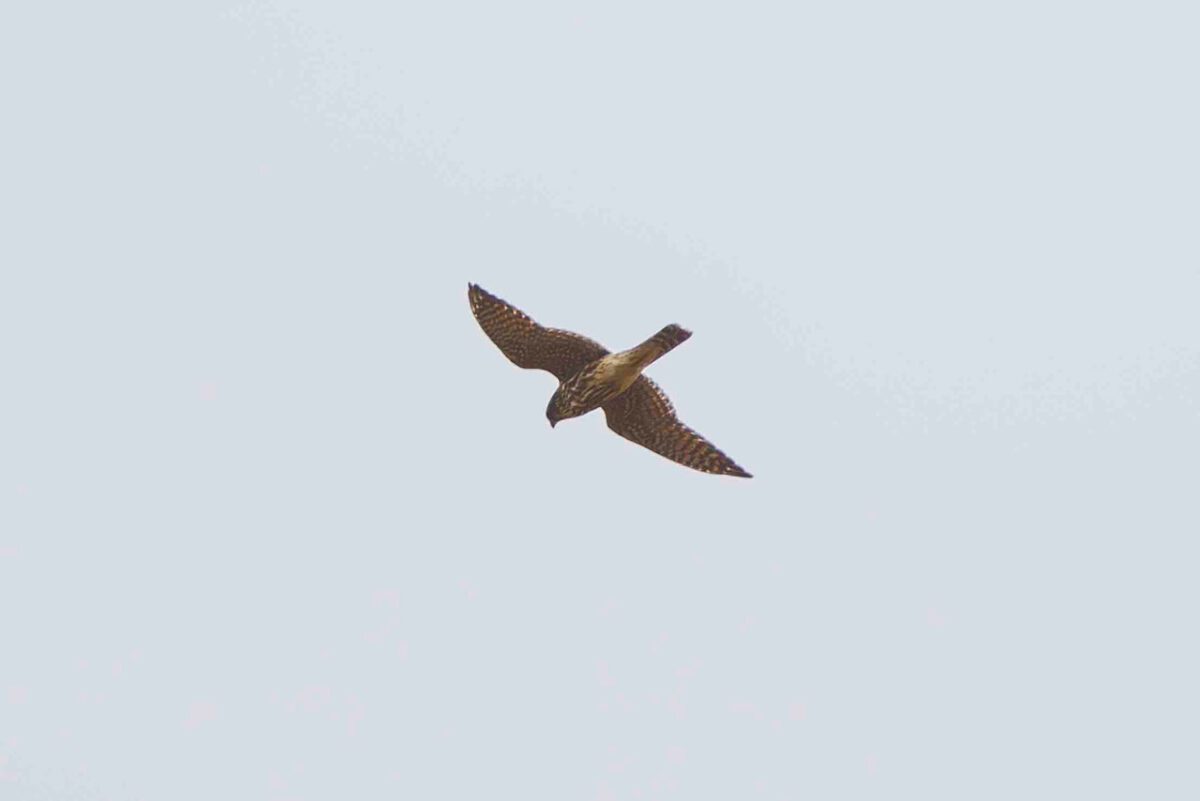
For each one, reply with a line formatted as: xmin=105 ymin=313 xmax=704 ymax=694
xmin=546 ymin=391 xmax=565 ymax=428
xmin=548 ymin=377 xmax=593 ymax=427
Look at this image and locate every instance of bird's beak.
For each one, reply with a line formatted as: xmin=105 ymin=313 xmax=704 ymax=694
xmin=549 ymin=419 xmax=557 ymax=428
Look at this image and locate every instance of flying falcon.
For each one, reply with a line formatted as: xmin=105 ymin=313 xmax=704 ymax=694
xmin=468 ymin=283 xmax=752 ymax=478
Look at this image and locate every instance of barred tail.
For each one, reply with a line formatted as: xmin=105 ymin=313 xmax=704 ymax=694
xmin=634 ymin=324 xmax=692 ymax=368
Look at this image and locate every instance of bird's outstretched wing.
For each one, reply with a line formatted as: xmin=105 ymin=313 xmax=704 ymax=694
xmin=468 ymin=284 xmax=609 ymax=381
xmin=603 ymin=376 xmax=752 ymax=478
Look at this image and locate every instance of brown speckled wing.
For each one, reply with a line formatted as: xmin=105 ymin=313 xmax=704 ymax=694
xmin=468 ymin=284 xmax=609 ymax=381
xmin=603 ymin=376 xmax=752 ymax=478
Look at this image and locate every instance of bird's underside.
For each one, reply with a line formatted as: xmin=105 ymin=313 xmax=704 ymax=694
xmin=467 ymin=283 xmax=752 ymax=478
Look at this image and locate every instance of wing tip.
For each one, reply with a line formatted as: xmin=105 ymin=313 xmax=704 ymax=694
xmin=467 ymin=282 xmax=492 ymax=313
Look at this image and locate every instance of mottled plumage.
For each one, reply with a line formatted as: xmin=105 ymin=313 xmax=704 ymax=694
xmin=468 ymin=283 xmax=752 ymax=478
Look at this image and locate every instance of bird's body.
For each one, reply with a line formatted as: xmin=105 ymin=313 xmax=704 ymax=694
xmin=467 ymin=283 xmax=751 ymax=478
xmin=548 ymin=323 xmax=692 ymax=424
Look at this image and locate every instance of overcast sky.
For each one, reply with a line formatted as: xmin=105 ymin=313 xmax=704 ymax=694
xmin=2 ymin=0 xmax=1197 ymax=798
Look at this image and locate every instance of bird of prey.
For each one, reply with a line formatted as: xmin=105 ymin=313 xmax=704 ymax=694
xmin=467 ymin=283 xmax=752 ymax=478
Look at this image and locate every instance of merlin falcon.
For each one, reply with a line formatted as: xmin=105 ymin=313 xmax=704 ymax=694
xmin=468 ymin=283 xmax=752 ymax=478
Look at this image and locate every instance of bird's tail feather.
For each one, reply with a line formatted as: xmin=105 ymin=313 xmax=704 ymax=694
xmin=633 ymin=324 xmax=692 ymax=368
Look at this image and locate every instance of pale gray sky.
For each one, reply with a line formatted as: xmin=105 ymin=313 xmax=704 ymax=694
xmin=2 ymin=0 xmax=1198 ymax=798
